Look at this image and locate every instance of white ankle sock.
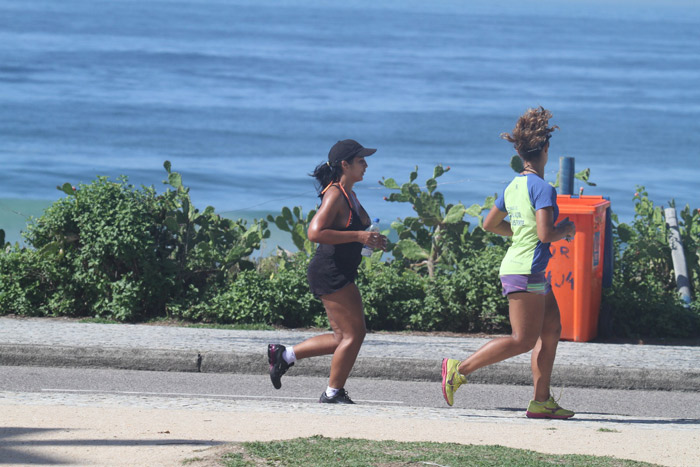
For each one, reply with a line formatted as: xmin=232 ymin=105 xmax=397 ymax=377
xmin=325 ymin=386 xmax=339 ymax=398
xmin=282 ymin=347 xmax=296 ymax=364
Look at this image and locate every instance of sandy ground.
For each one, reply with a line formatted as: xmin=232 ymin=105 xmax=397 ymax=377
xmin=1 ymin=395 xmax=699 ymax=467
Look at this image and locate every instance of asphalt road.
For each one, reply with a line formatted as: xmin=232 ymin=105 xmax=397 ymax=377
xmin=3 ymin=366 xmax=700 ymax=420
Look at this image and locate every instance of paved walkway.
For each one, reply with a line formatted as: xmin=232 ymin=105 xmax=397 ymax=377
xmin=1 ymin=316 xmax=700 ymax=466
xmin=1 ymin=316 xmax=698 ymax=391
xmin=3 ymin=390 xmax=698 ymax=467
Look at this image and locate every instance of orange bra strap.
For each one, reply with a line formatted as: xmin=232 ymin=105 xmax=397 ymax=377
xmin=322 ymin=182 xmax=353 ymax=228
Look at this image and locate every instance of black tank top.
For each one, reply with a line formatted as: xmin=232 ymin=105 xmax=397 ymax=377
xmin=313 ymin=183 xmax=369 ymax=274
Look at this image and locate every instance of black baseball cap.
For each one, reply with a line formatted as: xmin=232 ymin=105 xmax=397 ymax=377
xmin=328 ymin=139 xmax=376 ymax=165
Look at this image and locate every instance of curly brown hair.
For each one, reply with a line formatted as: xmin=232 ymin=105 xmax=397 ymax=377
xmin=500 ymin=106 xmax=559 ymax=161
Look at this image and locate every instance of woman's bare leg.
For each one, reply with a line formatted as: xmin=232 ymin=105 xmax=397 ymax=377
xmin=291 ymin=283 xmax=366 ymax=389
xmin=292 ymin=333 xmax=339 ymax=360
xmin=530 ymin=291 xmax=562 ymax=401
xmin=458 ymin=292 xmax=545 ymax=375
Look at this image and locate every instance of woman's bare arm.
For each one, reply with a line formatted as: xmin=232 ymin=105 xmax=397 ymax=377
xmin=483 ymin=205 xmax=513 ymax=237
xmin=536 ymin=207 xmax=575 ymax=243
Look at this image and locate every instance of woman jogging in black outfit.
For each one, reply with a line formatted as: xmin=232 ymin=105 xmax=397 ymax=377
xmin=267 ymin=139 xmax=387 ymax=404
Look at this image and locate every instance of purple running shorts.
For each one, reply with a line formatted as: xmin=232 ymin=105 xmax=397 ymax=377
xmin=500 ymin=271 xmax=552 ymax=296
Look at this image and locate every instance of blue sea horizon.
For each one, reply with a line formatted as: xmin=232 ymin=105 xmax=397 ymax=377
xmin=1 ymin=0 xmax=699 ymax=250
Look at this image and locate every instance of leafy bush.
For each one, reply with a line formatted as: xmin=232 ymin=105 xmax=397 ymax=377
xmin=12 ymin=176 xmax=164 ymax=320
xmin=419 ymin=245 xmax=509 ymax=333
xmin=678 ymin=202 xmax=700 ymax=297
xmin=2 ymin=164 xmax=698 ymax=339
xmin=357 ymin=260 xmax=425 ymax=331
xmin=0 ymin=247 xmax=49 ymax=316
xmin=262 ymin=253 xmax=325 ymax=328
xmin=0 ymin=163 xmax=268 ymax=321
xmin=603 ymin=187 xmax=700 ymax=338
xmin=170 ymin=253 xmax=324 ymax=327
xmin=156 ymin=242 xmax=510 ymax=334
xmin=267 ymin=207 xmax=317 ymax=256
xmin=380 ymin=165 xmax=496 ymax=277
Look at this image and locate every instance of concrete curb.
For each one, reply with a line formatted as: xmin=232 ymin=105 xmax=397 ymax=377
xmin=2 ymin=344 xmax=698 ymax=392
xmin=0 ymin=344 xmax=201 ymax=372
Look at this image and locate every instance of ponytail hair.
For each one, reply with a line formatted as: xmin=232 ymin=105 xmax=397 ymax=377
xmin=310 ymin=157 xmax=356 ymax=198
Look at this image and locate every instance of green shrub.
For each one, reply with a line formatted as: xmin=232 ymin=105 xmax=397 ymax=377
xmin=1 ymin=164 xmax=268 ymax=321
xmin=411 ymin=246 xmax=508 ymax=332
xmin=0 ymin=247 xmax=49 ymax=316
xmin=357 ymin=260 xmax=425 ymax=331
xmin=604 ymin=187 xmax=700 ymax=338
xmin=380 ymin=165 xmax=495 ymax=277
xmin=2 ymin=164 xmax=698 ymax=339
xmin=15 ymin=176 xmax=164 ymax=320
xmin=267 ymin=254 xmax=324 ymax=328
xmin=170 ymin=253 xmax=324 ymax=327
xmin=678 ymin=203 xmax=700 ymax=298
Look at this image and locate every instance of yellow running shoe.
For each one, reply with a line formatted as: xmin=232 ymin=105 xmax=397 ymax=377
xmin=526 ymin=396 xmax=575 ymax=419
xmin=441 ymin=358 xmax=466 ymax=406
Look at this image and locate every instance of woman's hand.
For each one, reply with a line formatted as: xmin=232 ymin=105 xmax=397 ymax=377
xmin=557 ymin=217 xmax=576 ymax=241
xmin=537 ymin=208 xmax=577 ymax=243
xmin=359 ymin=230 xmax=388 ymax=251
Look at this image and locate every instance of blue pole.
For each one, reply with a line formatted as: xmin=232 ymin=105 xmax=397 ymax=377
xmin=603 ymin=204 xmax=614 ymax=288
xmin=560 ymin=157 xmax=575 ymax=195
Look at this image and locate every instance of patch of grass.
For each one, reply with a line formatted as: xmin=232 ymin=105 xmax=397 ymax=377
xmin=181 ymin=457 xmax=204 ymax=465
xmin=216 ymin=435 xmax=657 ymax=467
xmin=598 ymin=428 xmax=621 ymax=433
xmin=219 ymin=453 xmax=253 ymax=466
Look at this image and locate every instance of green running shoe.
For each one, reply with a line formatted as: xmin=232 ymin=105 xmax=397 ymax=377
xmin=526 ymin=396 xmax=575 ymax=419
xmin=441 ymin=358 xmax=466 ymax=407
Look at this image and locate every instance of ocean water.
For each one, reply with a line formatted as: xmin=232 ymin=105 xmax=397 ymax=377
xmin=1 ymin=0 xmax=699 ymax=249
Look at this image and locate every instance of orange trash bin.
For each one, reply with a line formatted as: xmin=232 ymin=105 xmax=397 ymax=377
xmin=546 ymin=195 xmax=611 ymax=342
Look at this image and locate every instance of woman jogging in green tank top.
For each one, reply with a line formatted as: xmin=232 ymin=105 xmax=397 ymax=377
xmin=441 ymin=107 xmax=577 ymax=419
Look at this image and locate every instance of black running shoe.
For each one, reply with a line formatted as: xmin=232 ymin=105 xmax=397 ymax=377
xmin=319 ymin=388 xmax=355 ymax=404
xmin=268 ymin=343 xmax=293 ymax=389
